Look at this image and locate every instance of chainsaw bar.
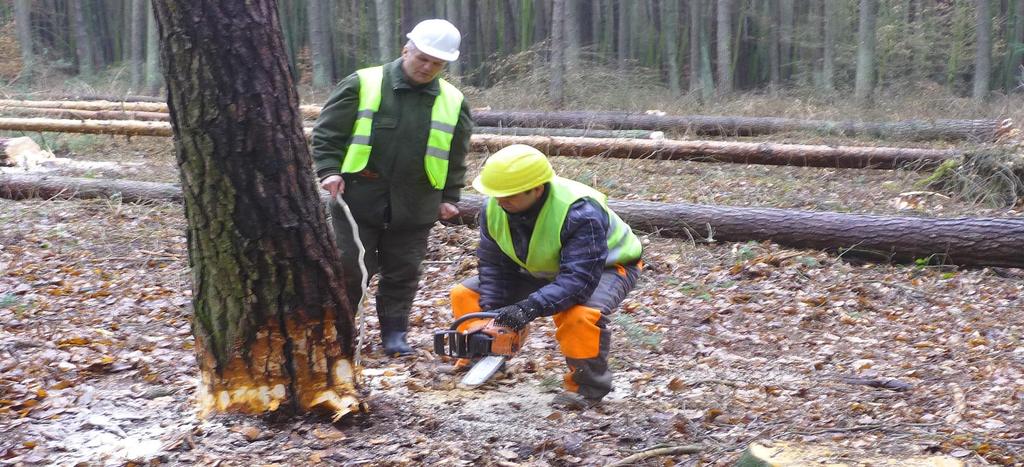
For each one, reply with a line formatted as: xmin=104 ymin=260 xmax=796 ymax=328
xmin=459 ymin=355 xmax=506 ymax=387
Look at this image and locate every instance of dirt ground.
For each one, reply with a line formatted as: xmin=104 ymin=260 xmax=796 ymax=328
xmin=1 ymin=136 xmax=1023 ymax=465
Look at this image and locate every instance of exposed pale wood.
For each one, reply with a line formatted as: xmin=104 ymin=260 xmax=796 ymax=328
xmin=4 ymin=175 xmax=1022 ymax=269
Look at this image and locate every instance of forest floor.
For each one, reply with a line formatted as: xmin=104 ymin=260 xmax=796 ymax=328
xmin=1 ymin=136 xmax=1023 ymax=466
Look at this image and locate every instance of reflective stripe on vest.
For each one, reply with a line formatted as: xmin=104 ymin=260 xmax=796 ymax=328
xmin=340 ymin=66 xmax=464 ymax=190
xmin=485 ymin=177 xmax=643 ymax=279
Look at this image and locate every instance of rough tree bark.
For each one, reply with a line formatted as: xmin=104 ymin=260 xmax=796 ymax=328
xmin=152 ymin=0 xmax=359 ymax=418
xmin=4 ymin=175 xmax=1022 ymax=269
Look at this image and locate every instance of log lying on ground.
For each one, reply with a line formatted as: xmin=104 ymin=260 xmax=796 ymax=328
xmin=0 ymin=106 xmax=171 ymax=121
xmin=473 ymin=134 xmax=958 ymax=169
xmin=473 ymin=109 xmax=1013 ymax=142
xmin=5 ymin=99 xmax=1010 ymax=142
xmin=476 ymin=126 xmax=663 ymax=139
xmin=0 ymin=118 xmax=959 ymax=170
xmin=0 ymin=174 xmax=183 ymax=203
xmin=0 ymin=99 xmax=168 ymax=113
xmin=453 ymin=194 xmax=1024 ymax=268
xmin=3 ymin=175 xmax=1022 ymax=268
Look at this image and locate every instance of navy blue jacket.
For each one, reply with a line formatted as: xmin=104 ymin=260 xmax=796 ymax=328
xmin=476 ymin=185 xmax=609 ymax=316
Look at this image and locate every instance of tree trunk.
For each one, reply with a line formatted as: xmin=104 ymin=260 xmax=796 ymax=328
xmin=14 ymin=0 xmax=33 ymax=81
xmin=765 ymin=0 xmax=780 ymax=92
xmin=151 ymin=0 xmax=359 ymax=418
xmin=376 ymin=0 xmax=394 ymax=61
xmin=822 ymin=0 xmax=836 ymax=91
xmin=661 ymin=0 xmax=681 ymax=95
xmin=550 ymin=0 xmax=567 ymax=108
xmin=565 ymin=0 xmax=580 ymax=70
xmin=7 ymin=175 xmax=1022 ymax=269
xmin=854 ymin=0 xmax=877 ymax=106
xmin=145 ymin=3 xmax=161 ymax=95
xmin=716 ymin=0 xmax=733 ymax=95
xmin=973 ymin=0 xmax=992 ymax=101
xmin=617 ymin=0 xmax=629 ymax=71
xmin=470 ymin=110 xmax=1010 ymax=142
xmin=129 ymin=0 xmax=146 ymax=92
xmin=689 ymin=0 xmax=702 ymax=92
xmin=308 ymin=0 xmax=332 ymax=89
xmin=779 ymin=0 xmax=795 ymax=81
xmin=471 ymin=134 xmax=957 ymax=170
xmin=70 ymin=0 xmax=94 ymax=77
xmin=444 ymin=0 xmax=460 ymax=76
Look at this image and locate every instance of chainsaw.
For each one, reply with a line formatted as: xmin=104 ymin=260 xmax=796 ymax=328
xmin=433 ymin=312 xmax=529 ymax=387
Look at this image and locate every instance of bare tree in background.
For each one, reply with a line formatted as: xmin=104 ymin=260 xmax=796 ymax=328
xmin=14 ymin=0 xmax=33 ymax=82
xmin=716 ymin=0 xmax=733 ymax=95
xmin=854 ymin=0 xmax=877 ymax=105
xmin=972 ymin=0 xmax=991 ymax=101
xmin=550 ymin=0 xmax=566 ymax=108
xmin=661 ymin=0 xmax=680 ymax=95
xmin=129 ymin=0 xmax=146 ymax=91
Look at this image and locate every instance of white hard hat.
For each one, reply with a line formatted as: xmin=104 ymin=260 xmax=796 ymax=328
xmin=406 ymin=19 xmax=461 ymax=62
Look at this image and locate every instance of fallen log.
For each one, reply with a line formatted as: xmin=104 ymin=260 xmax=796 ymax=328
xmin=0 ymin=118 xmax=959 ymax=170
xmin=0 ymin=106 xmax=170 ymax=121
xmin=472 ymin=134 xmax=958 ymax=169
xmin=0 ymin=174 xmax=182 ymax=203
xmin=453 ymin=194 xmax=1024 ymax=268
xmin=472 ymin=110 xmax=1013 ymax=142
xmin=6 ymin=99 xmax=1011 ymax=143
xmin=3 ymin=175 xmax=1022 ymax=268
xmin=0 ymin=99 xmax=168 ymax=113
xmin=476 ymin=126 xmax=663 ymax=139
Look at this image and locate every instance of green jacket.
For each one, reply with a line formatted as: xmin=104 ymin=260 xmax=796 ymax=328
xmin=312 ymin=59 xmax=473 ymax=229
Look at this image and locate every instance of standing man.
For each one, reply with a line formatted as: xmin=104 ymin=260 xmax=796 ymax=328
xmin=312 ymin=19 xmax=473 ymax=357
xmin=449 ymin=144 xmax=643 ymax=409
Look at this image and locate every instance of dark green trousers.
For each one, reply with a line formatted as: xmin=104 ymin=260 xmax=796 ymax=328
xmin=329 ymin=200 xmax=431 ymax=332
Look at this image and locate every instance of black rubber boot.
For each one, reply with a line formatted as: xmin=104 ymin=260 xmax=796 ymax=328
xmin=378 ymin=300 xmax=414 ymax=357
xmin=380 ymin=329 xmax=414 ymax=356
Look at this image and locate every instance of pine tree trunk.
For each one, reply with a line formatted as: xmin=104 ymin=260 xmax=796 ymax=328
xmin=14 ymin=0 xmax=33 ymax=81
xmin=308 ymin=0 xmax=332 ymax=89
xmin=821 ymin=0 xmax=836 ymax=91
xmin=854 ymin=0 xmax=877 ymax=105
xmin=444 ymin=0 xmax=460 ymax=76
xmin=144 ymin=4 xmax=161 ymax=95
xmin=129 ymin=0 xmax=146 ymax=92
xmin=565 ymin=0 xmax=581 ymax=70
xmin=689 ymin=0 xmax=702 ymax=92
xmin=661 ymin=0 xmax=681 ymax=95
xmin=767 ymin=0 xmax=782 ymax=92
xmin=617 ymin=0 xmax=629 ymax=71
xmin=550 ymin=0 xmax=567 ymax=108
xmin=716 ymin=0 xmax=733 ymax=95
xmin=779 ymin=0 xmax=795 ymax=81
xmin=973 ymin=0 xmax=991 ymax=101
xmin=151 ymin=0 xmax=359 ymax=418
xmin=375 ymin=0 xmax=394 ymax=61
xmin=70 ymin=0 xmax=94 ymax=77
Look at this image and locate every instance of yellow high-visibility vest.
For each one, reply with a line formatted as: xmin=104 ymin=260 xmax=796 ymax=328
xmin=340 ymin=66 xmax=464 ymax=189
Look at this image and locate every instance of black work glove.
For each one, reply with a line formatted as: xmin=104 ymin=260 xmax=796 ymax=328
xmin=491 ymin=300 xmax=541 ymax=330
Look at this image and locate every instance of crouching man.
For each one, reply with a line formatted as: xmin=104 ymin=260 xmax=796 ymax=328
xmin=449 ymin=144 xmax=643 ymax=409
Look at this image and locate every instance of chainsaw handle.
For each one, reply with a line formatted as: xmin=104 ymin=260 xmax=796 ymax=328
xmin=450 ymin=312 xmax=498 ymax=330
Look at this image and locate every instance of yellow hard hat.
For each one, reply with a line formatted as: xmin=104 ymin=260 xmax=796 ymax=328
xmin=472 ymin=144 xmax=555 ymax=197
